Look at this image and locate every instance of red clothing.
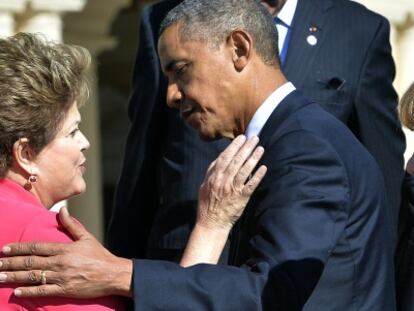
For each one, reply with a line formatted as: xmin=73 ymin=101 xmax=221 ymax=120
xmin=0 ymin=178 xmax=125 ymax=310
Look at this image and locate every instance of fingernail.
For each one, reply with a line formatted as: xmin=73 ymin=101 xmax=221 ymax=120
xmin=14 ymin=289 xmax=22 ymax=297
xmin=237 ymin=135 xmax=246 ymax=142
xmin=0 ymin=273 xmax=7 ymax=282
xmin=2 ymin=246 xmax=11 ymax=254
xmin=250 ymin=136 xmax=259 ymax=143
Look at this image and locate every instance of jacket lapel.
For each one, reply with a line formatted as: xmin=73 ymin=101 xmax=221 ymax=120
xmin=283 ymin=0 xmax=334 ymax=88
xmin=259 ymin=90 xmax=311 ymax=148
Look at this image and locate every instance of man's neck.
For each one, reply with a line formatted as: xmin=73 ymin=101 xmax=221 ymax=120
xmin=239 ymin=67 xmax=288 ymax=137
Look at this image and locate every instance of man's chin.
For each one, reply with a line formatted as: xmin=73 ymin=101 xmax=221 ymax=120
xmin=199 ymin=132 xmax=217 ymax=142
xmin=197 ymin=129 xmax=222 ymax=142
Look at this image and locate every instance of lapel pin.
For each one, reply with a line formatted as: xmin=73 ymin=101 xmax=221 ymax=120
xmin=309 ymin=26 xmax=318 ymax=33
xmin=307 ymin=35 xmax=318 ymax=46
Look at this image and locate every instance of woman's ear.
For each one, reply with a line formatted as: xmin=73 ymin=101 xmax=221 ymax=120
xmin=228 ymin=30 xmax=253 ymax=72
xmin=11 ymin=138 xmax=37 ymax=175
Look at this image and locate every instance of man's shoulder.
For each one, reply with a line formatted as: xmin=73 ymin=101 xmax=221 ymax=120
xmin=331 ymin=0 xmax=387 ymax=24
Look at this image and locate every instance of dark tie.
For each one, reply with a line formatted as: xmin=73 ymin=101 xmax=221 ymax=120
xmin=274 ymin=17 xmax=291 ymax=67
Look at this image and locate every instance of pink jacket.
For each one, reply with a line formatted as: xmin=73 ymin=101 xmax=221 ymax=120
xmin=0 ymin=178 xmax=125 ymax=310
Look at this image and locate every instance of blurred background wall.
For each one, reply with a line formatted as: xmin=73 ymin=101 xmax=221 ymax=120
xmin=0 ymin=0 xmax=413 ymax=241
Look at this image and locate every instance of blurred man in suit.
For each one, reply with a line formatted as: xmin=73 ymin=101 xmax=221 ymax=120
xmin=108 ymin=0 xmax=405 ymax=262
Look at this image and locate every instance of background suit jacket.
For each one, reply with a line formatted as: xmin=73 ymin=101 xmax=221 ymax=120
xmin=131 ymin=91 xmax=396 ymax=311
xmin=107 ymin=0 xmax=404 ymax=260
xmin=107 ymin=0 xmax=227 ymax=260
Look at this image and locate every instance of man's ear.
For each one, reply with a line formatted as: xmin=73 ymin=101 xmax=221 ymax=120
xmin=11 ymin=138 xmax=37 ymax=175
xmin=228 ymin=30 xmax=253 ymax=72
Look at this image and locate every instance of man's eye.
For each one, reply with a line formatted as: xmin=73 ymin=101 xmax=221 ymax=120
xmin=177 ymin=65 xmax=187 ymax=75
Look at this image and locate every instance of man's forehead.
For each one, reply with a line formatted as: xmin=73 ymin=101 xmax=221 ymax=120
xmin=158 ymin=25 xmax=185 ymax=66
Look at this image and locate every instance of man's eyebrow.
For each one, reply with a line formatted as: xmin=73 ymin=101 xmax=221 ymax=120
xmin=165 ymin=59 xmax=187 ymax=73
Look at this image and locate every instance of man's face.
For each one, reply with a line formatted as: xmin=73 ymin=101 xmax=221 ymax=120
xmin=158 ymin=23 xmax=242 ymax=141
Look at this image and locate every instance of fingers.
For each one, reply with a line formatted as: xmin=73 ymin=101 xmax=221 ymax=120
xmin=59 ymin=207 xmax=90 ymax=241
xmin=243 ymin=165 xmax=267 ymax=196
xmin=1 ymin=241 xmax=64 ymax=257
xmin=223 ymin=137 xmax=260 ymax=182
xmin=0 ymin=269 xmax=60 ymax=285
xmin=214 ymin=135 xmax=247 ymax=172
xmin=232 ymin=145 xmax=265 ymax=186
xmin=14 ymin=284 xmax=65 ymax=298
xmin=0 ymin=255 xmax=51 ymax=271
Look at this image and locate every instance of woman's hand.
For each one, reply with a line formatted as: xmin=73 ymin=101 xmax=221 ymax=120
xmin=181 ymin=135 xmax=267 ymax=267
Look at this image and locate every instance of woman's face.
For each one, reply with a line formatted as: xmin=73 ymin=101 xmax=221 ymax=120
xmin=32 ymin=102 xmax=90 ymax=208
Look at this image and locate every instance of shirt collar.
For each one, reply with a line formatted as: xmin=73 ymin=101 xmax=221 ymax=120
xmin=277 ymin=0 xmax=298 ymax=27
xmin=245 ymin=82 xmax=296 ymax=138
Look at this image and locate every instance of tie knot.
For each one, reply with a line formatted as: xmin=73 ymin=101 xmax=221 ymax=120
xmin=274 ymin=17 xmax=289 ymax=28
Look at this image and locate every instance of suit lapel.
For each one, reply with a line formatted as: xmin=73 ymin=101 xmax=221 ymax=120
xmin=259 ymin=90 xmax=310 ymax=147
xmin=283 ymin=0 xmax=334 ymax=88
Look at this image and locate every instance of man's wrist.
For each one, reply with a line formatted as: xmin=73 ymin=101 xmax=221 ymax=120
xmin=112 ymin=258 xmax=133 ymax=297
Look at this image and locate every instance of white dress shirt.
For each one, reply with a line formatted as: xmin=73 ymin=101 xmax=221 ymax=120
xmin=276 ymin=0 xmax=298 ymax=53
xmin=245 ymin=82 xmax=296 ymax=138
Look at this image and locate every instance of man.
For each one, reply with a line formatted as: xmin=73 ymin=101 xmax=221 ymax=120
xmin=0 ymin=1 xmax=396 ymax=310
xmin=108 ymin=0 xmax=404 ymax=262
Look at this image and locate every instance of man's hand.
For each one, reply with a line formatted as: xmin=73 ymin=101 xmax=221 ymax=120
xmin=0 ymin=207 xmax=133 ymax=298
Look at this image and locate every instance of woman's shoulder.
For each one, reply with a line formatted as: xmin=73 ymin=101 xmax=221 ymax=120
xmin=0 ymin=196 xmax=58 ymax=245
xmin=19 ymin=209 xmax=74 ymax=244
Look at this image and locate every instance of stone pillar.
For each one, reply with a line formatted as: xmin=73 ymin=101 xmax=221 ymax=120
xmin=19 ymin=13 xmax=63 ymax=41
xmin=16 ymin=0 xmax=87 ymax=41
xmin=0 ymin=1 xmax=26 ymax=37
xmin=398 ymin=23 xmax=414 ymax=161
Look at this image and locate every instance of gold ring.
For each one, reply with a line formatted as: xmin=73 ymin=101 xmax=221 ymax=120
xmin=40 ymin=270 xmax=47 ymax=285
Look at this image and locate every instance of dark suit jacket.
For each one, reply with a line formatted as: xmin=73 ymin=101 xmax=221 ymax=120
xmin=132 ymin=90 xmax=396 ymax=311
xmin=283 ymin=0 xmax=404 ymax=239
xmin=108 ymin=0 xmax=404 ymax=260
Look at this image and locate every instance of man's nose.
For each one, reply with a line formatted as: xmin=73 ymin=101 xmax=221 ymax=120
xmin=166 ymin=83 xmax=182 ymax=109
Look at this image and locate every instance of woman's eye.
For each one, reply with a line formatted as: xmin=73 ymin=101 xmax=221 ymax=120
xmin=69 ymin=128 xmax=79 ymax=137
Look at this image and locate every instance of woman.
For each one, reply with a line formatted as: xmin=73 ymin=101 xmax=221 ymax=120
xmin=0 ymin=33 xmax=266 ymax=309
xmin=0 ymin=33 xmax=125 ymax=310
xmin=397 ymin=82 xmax=414 ymax=311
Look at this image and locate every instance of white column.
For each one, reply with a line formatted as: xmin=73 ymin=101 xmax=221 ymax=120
xmin=19 ymin=13 xmax=62 ymax=41
xmin=398 ymin=25 xmax=414 ymax=162
xmin=0 ymin=0 xmax=27 ymax=37
xmin=0 ymin=13 xmax=13 ymax=37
